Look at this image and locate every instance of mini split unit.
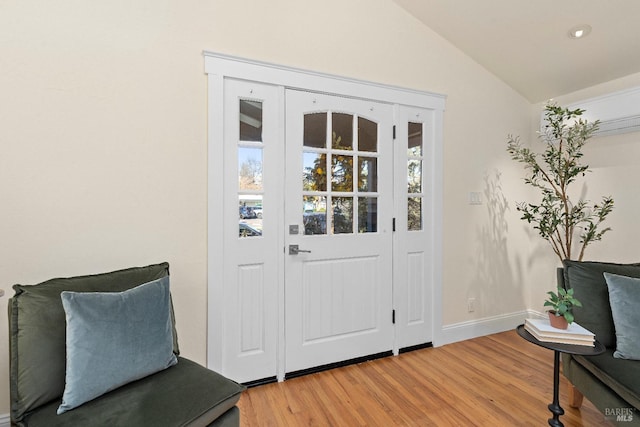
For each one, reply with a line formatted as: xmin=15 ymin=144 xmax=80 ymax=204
xmin=541 ymin=86 xmax=640 ymax=137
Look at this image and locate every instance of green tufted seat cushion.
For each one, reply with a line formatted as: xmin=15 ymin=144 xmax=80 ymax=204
xmin=9 ymin=262 xmax=244 ymax=426
xmin=572 ymin=349 xmax=640 ymax=410
xmin=562 ymin=260 xmax=640 ymax=348
xmin=16 ymin=357 xmax=244 ymax=427
xmin=9 ymin=262 xmax=179 ymax=423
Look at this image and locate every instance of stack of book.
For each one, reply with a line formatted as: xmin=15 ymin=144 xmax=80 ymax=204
xmin=524 ymin=318 xmax=595 ymax=346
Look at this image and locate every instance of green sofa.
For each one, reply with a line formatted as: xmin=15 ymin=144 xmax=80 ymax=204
xmin=8 ymin=262 xmax=245 ymax=427
xmin=560 ymin=260 xmax=640 ymax=425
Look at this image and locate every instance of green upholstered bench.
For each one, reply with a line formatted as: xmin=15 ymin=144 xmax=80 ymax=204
xmin=560 ymin=260 xmax=640 ymax=425
xmin=8 ymin=262 xmax=245 ymax=427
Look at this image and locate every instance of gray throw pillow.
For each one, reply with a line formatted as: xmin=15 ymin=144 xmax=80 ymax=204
xmin=57 ymin=276 xmax=178 ymax=414
xmin=603 ymin=272 xmax=640 ymax=360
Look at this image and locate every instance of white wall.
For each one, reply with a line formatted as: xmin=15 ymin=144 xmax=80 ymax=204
xmin=0 ymin=0 xmax=536 ymax=414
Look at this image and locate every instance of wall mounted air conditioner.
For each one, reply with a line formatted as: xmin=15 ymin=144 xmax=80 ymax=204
xmin=541 ymin=85 xmax=640 ymax=137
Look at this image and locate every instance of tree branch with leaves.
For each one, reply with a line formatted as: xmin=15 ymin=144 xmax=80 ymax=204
xmin=507 ymin=102 xmax=614 ymax=262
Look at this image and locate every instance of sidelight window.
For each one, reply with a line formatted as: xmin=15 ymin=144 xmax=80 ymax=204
xmin=408 ymin=122 xmax=424 ymax=231
xmin=238 ymin=99 xmax=264 ymax=238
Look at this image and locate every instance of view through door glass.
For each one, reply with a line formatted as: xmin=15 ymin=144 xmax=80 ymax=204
xmin=302 ymin=113 xmax=379 ymax=235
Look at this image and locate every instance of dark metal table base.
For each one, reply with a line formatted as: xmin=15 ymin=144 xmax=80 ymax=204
xmin=516 ymin=324 xmax=605 ymax=427
xmin=548 ymin=350 xmax=564 ymax=427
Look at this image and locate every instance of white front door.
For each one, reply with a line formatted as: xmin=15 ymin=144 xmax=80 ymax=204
xmin=284 ymin=90 xmax=394 ymax=374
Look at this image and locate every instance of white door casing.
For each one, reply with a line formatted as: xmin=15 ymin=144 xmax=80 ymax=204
xmin=205 ymin=52 xmax=445 ymax=383
xmin=284 ymin=90 xmax=394 ymax=374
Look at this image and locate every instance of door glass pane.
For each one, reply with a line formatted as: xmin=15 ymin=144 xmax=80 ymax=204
xmin=408 ymin=159 xmax=421 ymax=193
xmin=304 ymin=113 xmax=327 ymax=148
xmin=331 ymin=154 xmax=353 ymax=192
xmin=302 ymin=110 xmax=380 ymax=235
xmin=332 ymin=113 xmax=353 ymax=150
xmin=408 ymin=197 xmax=422 ymax=231
xmin=358 ymin=197 xmax=377 ymax=233
xmin=358 ymin=117 xmax=377 ymax=152
xmin=358 ymin=157 xmax=377 ymax=192
xmin=239 ymin=196 xmax=262 ymax=238
xmin=332 ymin=197 xmax=353 ymax=234
xmin=303 ymin=151 xmax=327 ymax=191
xmin=408 ymin=122 xmax=422 ymax=157
xmin=303 ymin=196 xmax=327 ymax=235
xmin=239 ymin=100 xmax=263 ymax=142
xmin=238 ymin=147 xmax=263 ymax=191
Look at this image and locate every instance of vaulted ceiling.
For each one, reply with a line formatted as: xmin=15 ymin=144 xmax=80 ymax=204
xmin=393 ymin=0 xmax=640 ymax=102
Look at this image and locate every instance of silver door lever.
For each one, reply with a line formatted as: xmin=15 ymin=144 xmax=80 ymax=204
xmin=289 ymin=244 xmax=311 ymax=255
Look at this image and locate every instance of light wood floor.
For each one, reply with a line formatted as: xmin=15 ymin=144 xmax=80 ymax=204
xmin=238 ymin=330 xmax=612 ymax=426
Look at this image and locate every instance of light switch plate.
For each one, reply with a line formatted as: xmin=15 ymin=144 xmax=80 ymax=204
xmin=469 ymin=192 xmax=482 ymax=205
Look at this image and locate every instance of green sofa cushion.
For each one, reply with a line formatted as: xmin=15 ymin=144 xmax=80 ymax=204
xmin=9 ymin=262 xmax=178 ymax=423
xmin=17 ymin=357 xmax=245 ymax=427
xmin=562 ymin=260 xmax=640 ymax=348
xmin=562 ymin=352 xmax=640 ymax=424
xmin=572 ymin=349 xmax=640 ymax=411
xmin=58 ymin=277 xmax=178 ymax=414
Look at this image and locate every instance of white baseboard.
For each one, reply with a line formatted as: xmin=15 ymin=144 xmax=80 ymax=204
xmin=437 ymin=310 xmax=541 ymax=346
xmin=0 ymin=413 xmax=10 ymax=427
xmin=526 ymin=309 xmax=547 ymax=320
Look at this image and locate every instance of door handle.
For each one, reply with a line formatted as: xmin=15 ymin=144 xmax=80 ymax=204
xmin=289 ymin=244 xmax=312 ymax=255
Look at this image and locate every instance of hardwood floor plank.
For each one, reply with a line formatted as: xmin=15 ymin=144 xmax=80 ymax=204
xmin=238 ymin=330 xmax=611 ymax=426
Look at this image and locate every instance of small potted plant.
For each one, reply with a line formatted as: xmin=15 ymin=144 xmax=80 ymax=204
xmin=544 ymin=287 xmax=582 ymax=329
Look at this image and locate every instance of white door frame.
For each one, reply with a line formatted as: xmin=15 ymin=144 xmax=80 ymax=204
xmin=205 ymin=51 xmax=445 ymax=381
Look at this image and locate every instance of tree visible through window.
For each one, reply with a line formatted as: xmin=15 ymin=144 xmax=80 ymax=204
xmin=302 ymin=114 xmax=378 ymax=235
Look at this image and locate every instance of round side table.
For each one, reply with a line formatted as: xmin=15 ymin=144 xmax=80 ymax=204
xmin=517 ymin=324 xmax=605 ymax=427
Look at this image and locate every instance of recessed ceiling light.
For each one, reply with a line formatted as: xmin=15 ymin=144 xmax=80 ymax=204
xmin=568 ymin=24 xmax=592 ymax=39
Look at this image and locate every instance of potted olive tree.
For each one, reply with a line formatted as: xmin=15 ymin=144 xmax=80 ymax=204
xmin=508 ymin=103 xmax=614 ymax=327
xmin=507 ymin=102 xmax=614 ymax=263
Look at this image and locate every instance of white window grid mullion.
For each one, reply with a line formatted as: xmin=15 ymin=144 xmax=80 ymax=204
xmin=239 ymin=189 xmax=264 ymax=196
xmin=238 ymin=141 xmax=263 ymax=148
xmin=352 ymin=114 xmax=359 ymax=234
xmin=326 ymin=110 xmax=333 ymax=234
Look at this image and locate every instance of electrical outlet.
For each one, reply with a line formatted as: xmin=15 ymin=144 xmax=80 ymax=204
xmin=467 ymin=297 xmax=476 ymax=313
